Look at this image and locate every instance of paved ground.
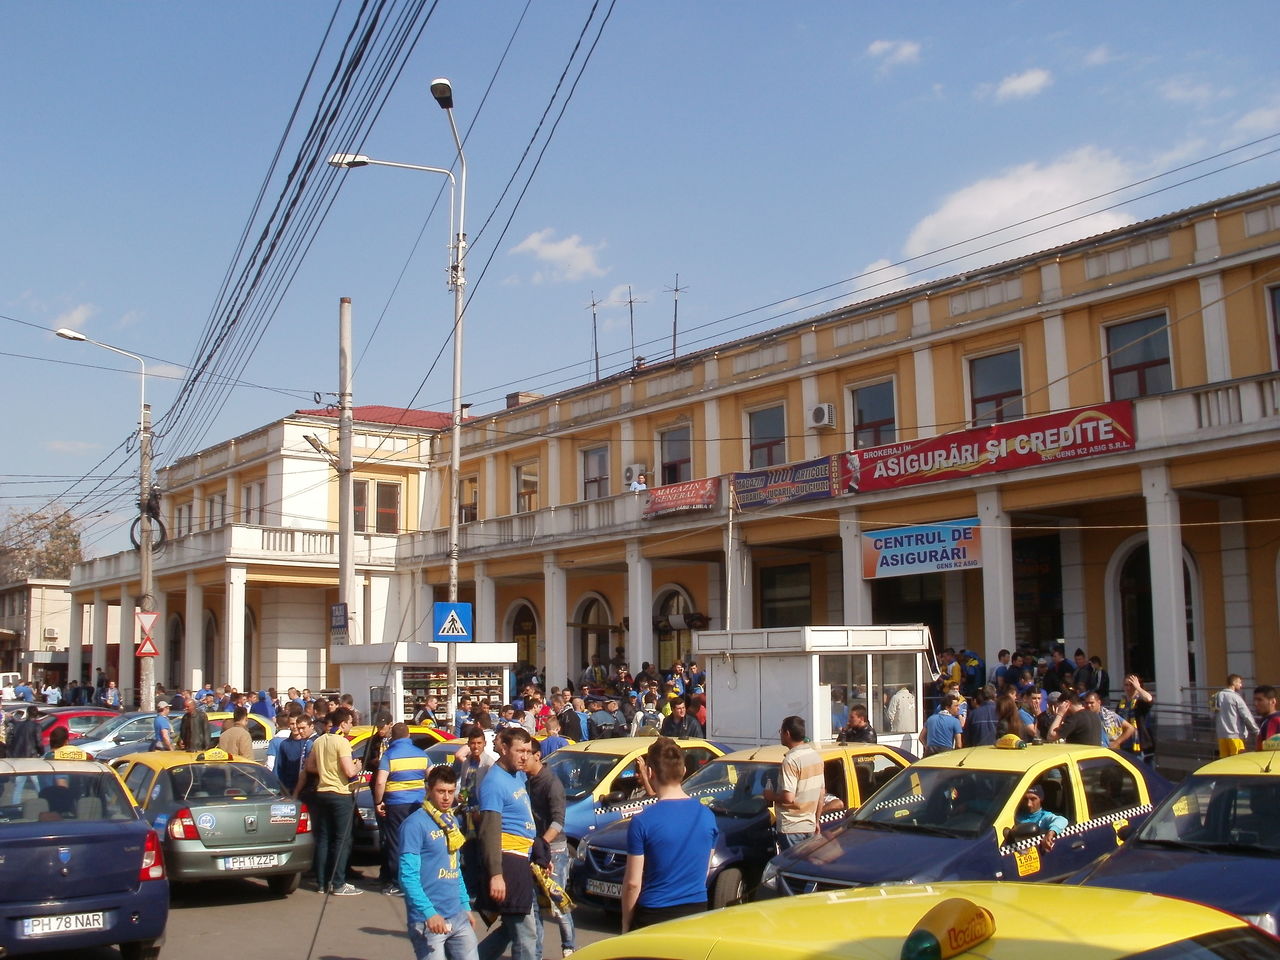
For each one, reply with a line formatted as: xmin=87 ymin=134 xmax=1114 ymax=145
xmin=37 ymin=862 xmax=619 ymax=960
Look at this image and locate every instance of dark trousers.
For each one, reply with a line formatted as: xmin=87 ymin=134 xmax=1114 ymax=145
xmin=380 ymin=801 xmax=416 ymax=884
xmin=311 ymin=791 xmax=356 ymax=891
xmin=633 ymin=901 xmax=707 ymax=929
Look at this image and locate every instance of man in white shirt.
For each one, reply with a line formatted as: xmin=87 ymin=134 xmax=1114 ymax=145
xmin=763 ymin=715 xmax=823 ymax=850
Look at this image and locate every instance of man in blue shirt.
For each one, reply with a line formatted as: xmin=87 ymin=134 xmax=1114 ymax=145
xmin=375 ymin=722 xmax=430 ymax=895
xmin=476 ymin=727 xmax=537 ymax=960
xmin=919 ymin=693 xmax=964 ymax=755
xmin=400 ymin=765 xmax=477 ymax=960
xmin=152 ymin=701 xmax=174 ymax=750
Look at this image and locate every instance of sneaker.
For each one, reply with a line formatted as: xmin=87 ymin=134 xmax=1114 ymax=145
xmin=331 ymin=883 xmax=364 ymax=896
xmin=382 ymin=883 xmax=402 ymax=896
xmin=563 ymin=951 xmax=575 ymax=957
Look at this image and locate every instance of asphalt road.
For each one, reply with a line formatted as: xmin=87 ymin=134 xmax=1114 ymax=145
xmin=34 ymin=862 xmax=620 ymax=960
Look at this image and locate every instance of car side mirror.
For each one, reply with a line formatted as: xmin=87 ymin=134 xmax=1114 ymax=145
xmin=1003 ymin=821 xmax=1043 ymax=843
xmin=113 ymin=735 xmax=124 ymax=744
xmin=602 ymin=790 xmax=627 ymax=805
xmin=1116 ymin=824 xmax=1133 ymax=842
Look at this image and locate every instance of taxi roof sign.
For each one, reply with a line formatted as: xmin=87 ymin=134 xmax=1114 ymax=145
xmin=194 ymin=747 xmax=232 ymax=762
xmin=901 ymin=897 xmax=996 ymax=960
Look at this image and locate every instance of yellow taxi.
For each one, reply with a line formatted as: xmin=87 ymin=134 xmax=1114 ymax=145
xmin=203 ymin=711 xmax=274 ymax=762
xmin=568 ymin=881 xmax=1274 ymax=960
xmin=110 ymin=746 xmax=313 ymax=896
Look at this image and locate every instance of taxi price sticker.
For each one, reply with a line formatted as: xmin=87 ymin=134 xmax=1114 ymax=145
xmin=1013 ymin=845 xmax=1041 ymax=877
xmin=1111 ymin=818 xmax=1130 ymax=843
xmin=1172 ymin=796 xmax=1192 ymax=817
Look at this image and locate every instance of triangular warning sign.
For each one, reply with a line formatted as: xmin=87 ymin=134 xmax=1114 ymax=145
xmin=438 ymin=611 xmax=469 ymax=636
xmin=136 ymin=635 xmax=160 ymax=657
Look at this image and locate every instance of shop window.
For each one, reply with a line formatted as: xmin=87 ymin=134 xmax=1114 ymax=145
xmin=583 ymin=447 xmax=609 ymax=500
xmin=515 ymin=462 xmax=539 ymax=514
xmin=970 ymin=349 xmax=1023 ymax=426
xmin=1106 ymin=314 xmax=1172 ymax=400
xmin=660 ymin=426 xmax=692 ymax=484
xmin=852 ymin=380 xmax=896 ymax=449
xmin=760 ymin=563 xmax=810 ymax=627
xmin=749 ymin=405 xmax=786 ymax=468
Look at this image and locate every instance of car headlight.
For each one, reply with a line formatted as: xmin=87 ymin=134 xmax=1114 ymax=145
xmin=573 ymin=839 xmax=590 ymax=863
xmin=760 ymin=861 xmax=779 ymax=890
xmin=1243 ymin=913 xmax=1278 ymax=936
xmin=358 ymin=807 xmax=377 ymax=826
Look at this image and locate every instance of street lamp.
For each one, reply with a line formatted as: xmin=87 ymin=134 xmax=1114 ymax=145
xmin=328 ymin=76 xmax=468 ymax=724
xmin=55 ymin=326 xmax=155 ymax=711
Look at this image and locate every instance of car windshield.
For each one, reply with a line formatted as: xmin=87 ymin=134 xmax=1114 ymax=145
xmin=167 ymin=762 xmax=284 ymax=801
xmin=1122 ymin=927 xmax=1280 ymax=959
xmin=545 ymin=751 xmax=624 ymax=801
xmin=1136 ymin=774 xmax=1280 ymax=853
xmin=0 ymin=769 xmax=137 ymax=822
xmin=681 ymin=760 xmax=776 ymax=818
xmin=850 ymin=766 xmax=1022 ymax=837
xmin=426 ymin=742 xmax=460 ymax=766
xmin=82 ymin=713 xmax=138 ymax=740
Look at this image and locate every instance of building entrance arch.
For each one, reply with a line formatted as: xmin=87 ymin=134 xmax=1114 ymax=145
xmin=505 ymin=600 xmax=542 ymax=672
xmin=654 ymin=586 xmax=695 ymax=671
xmin=165 ymin=613 xmax=184 ymax=692
xmin=1106 ymin=536 xmax=1202 ymax=690
xmin=572 ymin=594 xmax=614 ymax=681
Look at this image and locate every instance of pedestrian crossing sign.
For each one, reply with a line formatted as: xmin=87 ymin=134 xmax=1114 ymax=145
xmin=433 ymin=602 xmax=473 ymax=643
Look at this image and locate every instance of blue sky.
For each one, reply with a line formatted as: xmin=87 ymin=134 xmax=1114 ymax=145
xmin=4 ymin=1 xmax=1279 ymax=558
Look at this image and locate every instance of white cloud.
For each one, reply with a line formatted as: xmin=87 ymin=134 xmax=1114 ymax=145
xmin=1159 ymin=77 xmax=1219 ymax=107
xmin=855 ymin=258 xmax=912 ymax=297
xmin=52 ymin=303 xmax=95 ymax=333
xmin=903 ymin=147 xmax=1136 ymax=263
xmin=993 ymin=68 xmax=1053 ymax=101
xmin=44 ymin=439 xmax=100 ymax=454
xmin=866 ymin=39 xmax=921 ymax=71
xmin=1234 ymin=101 xmax=1280 ymax=137
xmin=510 ymin=228 xmax=606 ymax=284
xmin=1083 ymin=45 xmax=1114 ymax=67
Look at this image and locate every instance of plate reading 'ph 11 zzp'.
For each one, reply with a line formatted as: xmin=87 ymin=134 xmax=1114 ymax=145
xmin=218 ymin=853 xmax=279 ymax=870
xmin=23 ymin=911 xmax=107 ymax=936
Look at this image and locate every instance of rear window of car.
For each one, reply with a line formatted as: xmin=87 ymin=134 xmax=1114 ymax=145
xmin=0 ymin=770 xmax=137 ymax=823
xmin=166 ymin=762 xmax=284 ymax=800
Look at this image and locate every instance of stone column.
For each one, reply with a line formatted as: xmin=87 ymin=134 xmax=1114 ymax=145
xmin=977 ymin=490 xmax=1016 ymax=663
xmin=67 ymin=599 xmax=84 ymax=687
xmin=1144 ymin=464 xmax=1190 ymax=707
xmin=625 ymin=540 xmax=655 ymax=671
xmin=838 ymin=507 xmax=873 ymax=624
xmin=225 ymin=566 xmax=247 ymax=691
xmin=543 ymin=556 xmax=569 ymax=691
xmin=184 ymin=574 xmax=204 ymax=692
xmin=117 ymin=583 xmax=135 ymax=707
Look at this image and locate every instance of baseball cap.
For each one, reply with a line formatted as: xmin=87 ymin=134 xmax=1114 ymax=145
xmin=1046 ymin=691 xmax=1062 ymax=703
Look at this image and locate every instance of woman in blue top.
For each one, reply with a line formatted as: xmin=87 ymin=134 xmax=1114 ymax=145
xmin=621 ymin=737 xmax=718 ymax=932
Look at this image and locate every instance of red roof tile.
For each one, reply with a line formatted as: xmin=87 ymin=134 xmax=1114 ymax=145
xmin=293 ymin=405 xmax=452 ymax=430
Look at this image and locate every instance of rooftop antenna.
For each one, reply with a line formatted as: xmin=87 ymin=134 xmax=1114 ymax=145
xmin=619 ymin=285 xmax=646 ymax=371
xmin=587 ymin=291 xmax=603 ymax=381
xmin=664 ymin=273 xmax=688 ymax=360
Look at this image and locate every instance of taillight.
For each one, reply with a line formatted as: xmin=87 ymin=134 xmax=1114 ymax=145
xmin=140 ymin=829 xmax=166 ymax=881
xmin=168 ymin=808 xmax=200 ymax=840
xmin=297 ymin=806 xmax=312 ymax=834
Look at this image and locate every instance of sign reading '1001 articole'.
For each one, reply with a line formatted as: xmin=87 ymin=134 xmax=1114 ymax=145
xmin=862 ymin=517 xmax=982 ymax=579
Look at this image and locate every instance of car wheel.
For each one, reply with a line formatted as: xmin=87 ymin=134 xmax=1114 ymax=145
xmin=268 ymin=872 xmax=302 ymax=897
xmin=119 ymin=938 xmax=163 ymax=960
xmin=712 ymin=866 xmax=745 ymax=909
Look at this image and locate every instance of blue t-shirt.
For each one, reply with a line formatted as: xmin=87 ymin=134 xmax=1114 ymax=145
xmin=399 ymin=806 xmax=470 ymax=923
xmin=626 ymin=797 xmax=718 ymax=908
xmin=477 ymin=763 xmax=535 ymax=841
xmin=539 ymin=734 xmax=569 ymax=757
xmin=152 ymin=714 xmax=173 ymax=748
xmin=924 ymin=711 xmax=964 ymax=753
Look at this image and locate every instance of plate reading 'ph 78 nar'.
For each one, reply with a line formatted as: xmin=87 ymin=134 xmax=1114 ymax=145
xmin=23 ymin=911 xmax=107 ymax=936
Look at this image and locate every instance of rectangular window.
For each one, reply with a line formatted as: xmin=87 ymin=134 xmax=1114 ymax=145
xmin=353 ymin=481 xmax=367 ymax=532
xmin=970 ymin=350 xmax=1023 ymax=426
xmin=1107 ymin=314 xmax=1172 ymax=400
xmin=206 ymin=493 xmax=226 ymax=529
xmin=375 ymin=482 xmax=400 ymax=534
xmin=760 ymin=563 xmax=811 ymax=627
xmin=852 ymin=381 xmax=896 ymax=449
xmin=176 ymin=502 xmax=193 ymax=538
xmin=582 ymin=447 xmax=609 ymax=500
xmin=660 ymin=427 xmax=692 ymax=485
xmin=515 ymin=463 xmax=539 ymax=514
xmin=460 ymin=476 xmax=478 ymax=524
xmin=748 ymin=406 xmax=786 ymax=468
xmin=1273 ymin=288 xmax=1280 ymax=368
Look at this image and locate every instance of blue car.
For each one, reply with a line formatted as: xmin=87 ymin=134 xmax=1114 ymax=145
xmin=0 ymin=758 xmax=168 ymax=959
xmin=759 ymin=741 xmax=1172 ymax=896
xmin=1071 ymin=750 xmax=1280 ymax=935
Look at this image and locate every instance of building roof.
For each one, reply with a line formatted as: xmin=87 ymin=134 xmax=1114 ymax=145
xmin=292 ymin=404 xmax=451 ymax=431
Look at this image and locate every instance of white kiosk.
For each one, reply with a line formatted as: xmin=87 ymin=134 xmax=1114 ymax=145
xmin=693 ymin=625 xmax=932 ymax=753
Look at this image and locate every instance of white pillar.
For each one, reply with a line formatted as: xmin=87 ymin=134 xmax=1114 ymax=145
xmin=153 ymin=589 xmax=169 ymax=696
xmin=67 ymin=600 xmax=84 ymax=688
xmin=838 ymin=508 xmax=873 ymax=624
xmin=914 ymin=347 xmax=937 ymax=438
xmin=1059 ymin=520 xmax=1087 ymax=650
xmin=1143 ymin=465 xmax=1190 ymax=705
xmin=977 ymin=490 xmax=1016 ymax=663
xmin=91 ymin=591 xmax=109 ymax=686
xmin=543 ymin=556 xmax=569 ymax=690
xmin=475 ymin=561 xmax=496 ymax=644
xmin=801 ymin=374 xmax=820 ymax=460
xmin=703 ymin=398 xmax=721 ymax=477
xmin=1218 ymin=498 xmax=1255 ymax=683
xmin=1199 ymin=274 xmax=1231 ymax=383
xmin=225 ymin=566 xmax=247 ymax=691
xmin=625 ymin=540 xmax=654 ymax=670
xmin=723 ymin=525 xmax=753 ymax=630
xmin=1042 ymin=312 xmax=1070 ymax=410
xmin=184 ymin=574 xmax=204 ymax=693
xmin=118 ymin=584 xmax=136 ymax=707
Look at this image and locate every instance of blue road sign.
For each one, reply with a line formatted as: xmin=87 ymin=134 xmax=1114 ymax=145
xmin=433 ymin=601 xmax=473 ymax=643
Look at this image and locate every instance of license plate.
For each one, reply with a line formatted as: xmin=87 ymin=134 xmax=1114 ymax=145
xmin=218 ymin=853 xmax=279 ymax=870
xmin=23 ymin=912 xmax=107 ymax=936
xmin=585 ymin=879 xmax=622 ymax=899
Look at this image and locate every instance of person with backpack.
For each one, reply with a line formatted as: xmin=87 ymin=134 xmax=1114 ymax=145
xmin=630 ymin=693 xmax=664 ymax=736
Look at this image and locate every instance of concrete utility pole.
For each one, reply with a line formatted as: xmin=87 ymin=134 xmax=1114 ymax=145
xmin=138 ymin=401 xmax=155 ymax=711
xmin=338 ymin=298 xmax=356 ymax=641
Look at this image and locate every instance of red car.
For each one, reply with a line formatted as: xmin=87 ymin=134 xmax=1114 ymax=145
xmin=36 ymin=707 xmax=121 ymax=745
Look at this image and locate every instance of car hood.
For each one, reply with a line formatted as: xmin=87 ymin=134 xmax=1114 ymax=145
xmin=772 ymin=824 xmax=979 ymax=886
xmin=1075 ymin=843 xmax=1280 ymax=917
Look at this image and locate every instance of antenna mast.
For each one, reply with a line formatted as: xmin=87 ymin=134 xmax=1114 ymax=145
xmin=665 ymin=273 xmax=688 ymax=360
xmin=587 ymin=291 xmax=603 ymax=381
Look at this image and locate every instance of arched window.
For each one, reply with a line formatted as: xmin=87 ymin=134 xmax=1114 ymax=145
xmin=166 ymin=613 xmax=184 ymax=692
xmin=657 ymin=590 xmax=693 ymax=670
xmin=511 ymin=602 xmax=539 ymax=668
xmin=1115 ymin=542 xmax=1199 ymax=686
xmin=574 ymin=596 xmax=613 ymax=676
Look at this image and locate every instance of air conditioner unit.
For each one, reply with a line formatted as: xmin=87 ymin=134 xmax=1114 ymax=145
xmin=623 ymin=463 xmax=647 ymax=485
xmin=43 ymin=642 xmax=57 ymax=653
xmin=43 ymin=627 xmax=58 ymax=640
xmin=809 ymin=402 xmax=837 ymax=428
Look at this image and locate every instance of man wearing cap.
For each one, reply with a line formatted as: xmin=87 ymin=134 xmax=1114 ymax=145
xmin=1015 ymin=784 xmax=1067 ymax=852
xmin=151 ymin=701 xmax=174 ymax=750
xmin=589 ymin=697 xmax=625 ymax=739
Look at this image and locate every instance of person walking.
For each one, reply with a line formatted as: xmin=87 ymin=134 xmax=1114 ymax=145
xmin=476 ymin=728 xmax=538 ymax=960
xmin=375 ymin=722 xmax=431 ymax=896
xmin=620 ymin=737 xmax=718 ymax=932
xmin=763 ymin=715 xmax=823 ymax=850
xmin=1213 ymin=674 xmax=1259 ymax=757
xmin=524 ymin=748 xmax=576 ymax=958
xmin=399 ymin=765 xmax=478 ymax=960
xmin=305 ymin=706 xmax=363 ymax=896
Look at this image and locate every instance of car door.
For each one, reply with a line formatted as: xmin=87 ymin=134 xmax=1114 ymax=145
xmin=122 ymin=761 xmax=157 ymax=811
xmin=1077 ymin=753 xmax=1148 ymax=855
xmin=994 ymin=763 xmax=1078 ymax=881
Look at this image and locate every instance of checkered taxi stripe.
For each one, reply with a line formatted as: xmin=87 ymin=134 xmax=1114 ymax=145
xmin=999 ymin=803 xmax=1153 ymax=853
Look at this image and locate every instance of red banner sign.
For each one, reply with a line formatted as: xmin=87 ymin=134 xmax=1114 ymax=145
xmin=848 ymin=402 xmax=1135 ymax=493
xmin=642 ymin=477 xmax=721 ymax=518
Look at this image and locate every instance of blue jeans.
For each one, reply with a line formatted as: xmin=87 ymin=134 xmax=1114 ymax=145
xmin=408 ymin=911 xmax=479 ymax=960
xmin=534 ymin=847 xmax=575 ymax=956
xmin=311 ymin=791 xmax=356 ymax=890
xmin=477 ymin=907 xmax=538 ymax=960
xmin=777 ymin=830 xmax=815 ymax=852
